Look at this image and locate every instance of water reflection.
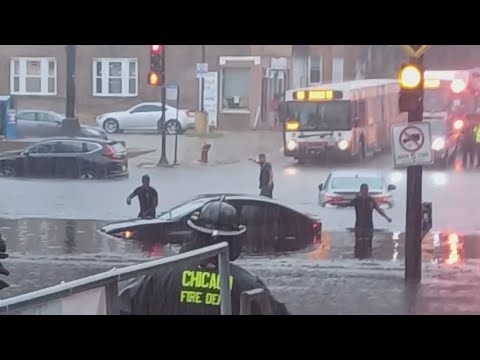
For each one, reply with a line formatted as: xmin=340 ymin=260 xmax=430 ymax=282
xmin=0 ymin=218 xmax=141 ymax=256
xmin=432 ymin=231 xmax=464 ymax=265
xmin=430 ymin=172 xmax=448 ymax=187
xmin=284 ymin=167 xmax=298 ymax=176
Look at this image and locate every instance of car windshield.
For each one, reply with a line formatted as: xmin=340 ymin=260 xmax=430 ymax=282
xmin=286 ymin=100 xmax=351 ymax=131
xmin=157 ymin=199 xmax=211 ymax=220
xmin=330 ymin=177 xmax=384 ymax=191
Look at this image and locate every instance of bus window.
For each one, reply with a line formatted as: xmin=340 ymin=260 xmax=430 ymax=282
xmin=286 ymin=101 xmax=351 ymax=131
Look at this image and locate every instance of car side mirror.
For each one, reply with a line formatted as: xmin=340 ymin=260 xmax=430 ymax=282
xmin=318 ymin=183 xmax=324 ymax=191
xmin=22 ymin=150 xmax=30 ymax=156
xmin=387 ymin=184 xmax=396 ymax=191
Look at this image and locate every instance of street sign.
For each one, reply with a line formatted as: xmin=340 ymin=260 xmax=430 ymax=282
xmin=391 ymin=122 xmax=433 ymax=167
xmin=166 ymin=84 xmax=178 ymax=101
xmin=400 ymin=45 xmax=431 ymax=59
xmin=196 ymin=63 xmax=208 ymax=78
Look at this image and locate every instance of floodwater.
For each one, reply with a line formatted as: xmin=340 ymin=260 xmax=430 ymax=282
xmin=1 ymin=217 xmax=480 ymax=314
xmin=0 ymin=217 xmax=476 ymax=263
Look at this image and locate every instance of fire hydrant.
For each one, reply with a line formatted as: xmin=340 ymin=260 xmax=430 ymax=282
xmin=200 ymin=143 xmax=211 ymax=163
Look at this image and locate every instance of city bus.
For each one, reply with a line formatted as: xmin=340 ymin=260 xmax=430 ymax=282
xmin=283 ymin=79 xmax=406 ymax=161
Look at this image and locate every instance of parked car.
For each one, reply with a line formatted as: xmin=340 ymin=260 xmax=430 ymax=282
xmin=0 ymin=137 xmax=128 ymax=180
xmin=100 ymin=194 xmax=322 ymax=254
xmin=16 ymin=110 xmax=108 ymax=140
xmin=318 ymin=171 xmax=396 ymax=208
xmin=96 ymin=103 xmax=195 ymax=135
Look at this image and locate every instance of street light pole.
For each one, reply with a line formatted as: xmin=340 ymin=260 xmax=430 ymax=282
xmin=200 ymin=45 xmax=206 ymax=112
xmin=63 ymin=45 xmax=80 ymax=136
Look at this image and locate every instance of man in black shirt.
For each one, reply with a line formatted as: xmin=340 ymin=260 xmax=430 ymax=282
xmin=343 ymin=183 xmax=392 ymax=259
xmin=249 ymin=153 xmax=274 ymax=198
xmin=126 ymin=175 xmax=158 ymax=218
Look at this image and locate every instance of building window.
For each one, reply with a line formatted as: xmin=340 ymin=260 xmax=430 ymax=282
xmin=332 ymin=57 xmax=344 ymax=83
xmin=10 ymin=58 xmax=57 ymax=96
xmin=92 ymin=58 xmax=138 ymax=97
xmin=221 ymin=68 xmax=250 ymax=111
xmin=308 ymin=56 xmax=322 ymax=84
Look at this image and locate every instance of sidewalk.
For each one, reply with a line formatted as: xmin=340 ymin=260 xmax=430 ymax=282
xmin=114 ymin=130 xmax=284 ymax=168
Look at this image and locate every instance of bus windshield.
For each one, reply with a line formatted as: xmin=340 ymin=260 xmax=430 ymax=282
xmin=424 ymin=88 xmax=450 ymax=112
xmin=286 ymin=101 xmax=350 ymax=131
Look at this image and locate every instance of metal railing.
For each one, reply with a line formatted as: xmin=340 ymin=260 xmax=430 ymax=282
xmin=0 ymin=242 xmax=232 ymax=315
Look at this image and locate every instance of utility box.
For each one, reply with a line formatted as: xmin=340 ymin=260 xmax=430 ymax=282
xmin=0 ymin=96 xmax=16 ymax=140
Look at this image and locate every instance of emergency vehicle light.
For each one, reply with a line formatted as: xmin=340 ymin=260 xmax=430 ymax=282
xmin=285 ymin=120 xmax=300 ymax=131
xmin=424 ymin=79 xmax=440 ymax=89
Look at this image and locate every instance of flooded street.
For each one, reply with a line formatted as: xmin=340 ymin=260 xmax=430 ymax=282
xmin=2 ymin=217 xmax=480 ymax=314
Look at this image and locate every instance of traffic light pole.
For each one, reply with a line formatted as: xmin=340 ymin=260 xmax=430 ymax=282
xmin=405 ymin=55 xmax=424 ymax=283
xmin=158 ymin=46 xmax=169 ymax=167
xmin=63 ymin=45 xmax=80 ymax=136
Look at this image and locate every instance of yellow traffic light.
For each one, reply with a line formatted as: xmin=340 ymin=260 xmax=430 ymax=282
xmin=399 ymin=65 xmax=422 ymax=89
xmin=147 ymin=71 xmax=160 ymax=87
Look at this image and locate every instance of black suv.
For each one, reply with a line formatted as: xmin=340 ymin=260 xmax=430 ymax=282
xmin=0 ymin=137 xmax=128 ymax=179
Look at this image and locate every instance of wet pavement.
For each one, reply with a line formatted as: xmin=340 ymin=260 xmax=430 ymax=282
xmin=2 ymin=218 xmax=480 ymax=315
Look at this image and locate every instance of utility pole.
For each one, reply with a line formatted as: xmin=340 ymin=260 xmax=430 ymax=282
xmin=200 ymin=45 xmax=206 ymax=112
xmin=404 ymin=55 xmax=424 ymax=283
xmin=63 ymin=45 xmax=80 ymax=136
xmin=157 ymin=46 xmax=169 ymax=166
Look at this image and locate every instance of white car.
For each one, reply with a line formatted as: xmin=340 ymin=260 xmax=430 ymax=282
xmin=96 ymin=103 xmax=195 ymax=135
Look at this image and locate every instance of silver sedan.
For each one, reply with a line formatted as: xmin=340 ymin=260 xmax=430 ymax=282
xmin=318 ymin=170 xmax=397 ymax=208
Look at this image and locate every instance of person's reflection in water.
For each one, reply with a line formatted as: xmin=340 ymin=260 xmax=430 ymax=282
xmin=64 ymin=220 xmax=76 ymax=253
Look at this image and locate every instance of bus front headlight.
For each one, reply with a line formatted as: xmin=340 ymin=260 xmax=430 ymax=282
xmin=287 ymin=140 xmax=298 ymax=151
xmin=337 ymin=140 xmax=349 ymax=151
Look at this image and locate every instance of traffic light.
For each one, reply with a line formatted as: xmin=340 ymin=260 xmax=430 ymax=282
xmin=398 ymin=63 xmax=424 ymax=112
xmin=147 ymin=71 xmax=161 ymax=86
xmin=149 ymin=45 xmax=164 ymax=87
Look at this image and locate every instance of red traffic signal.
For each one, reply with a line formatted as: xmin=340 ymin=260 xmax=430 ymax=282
xmin=147 ymin=71 xmax=161 ymax=87
xmin=150 ymin=45 xmax=164 ymax=55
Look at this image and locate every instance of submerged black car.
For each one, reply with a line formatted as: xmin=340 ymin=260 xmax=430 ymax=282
xmin=100 ymin=194 xmax=322 ymax=254
xmin=0 ymin=137 xmax=128 ymax=179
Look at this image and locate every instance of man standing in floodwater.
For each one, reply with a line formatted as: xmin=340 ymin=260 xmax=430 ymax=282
xmin=249 ymin=153 xmax=274 ymax=198
xmin=341 ymin=183 xmax=392 ymax=259
xmin=127 ymin=175 xmax=158 ymax=218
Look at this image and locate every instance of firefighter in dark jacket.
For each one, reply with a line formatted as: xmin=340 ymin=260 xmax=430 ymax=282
xmin=119 ymin=198 xmax=289 ymax=315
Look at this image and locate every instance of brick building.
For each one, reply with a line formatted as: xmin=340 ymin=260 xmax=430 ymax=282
xmin=1 ymin=45 xmax=478 ymax=131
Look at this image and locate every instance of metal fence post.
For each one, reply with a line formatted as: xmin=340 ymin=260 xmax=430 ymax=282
xmin=218 ymin=247 xmax=232 ymax=315
xmin=105 ymin=281 xmax=120 ymax=315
